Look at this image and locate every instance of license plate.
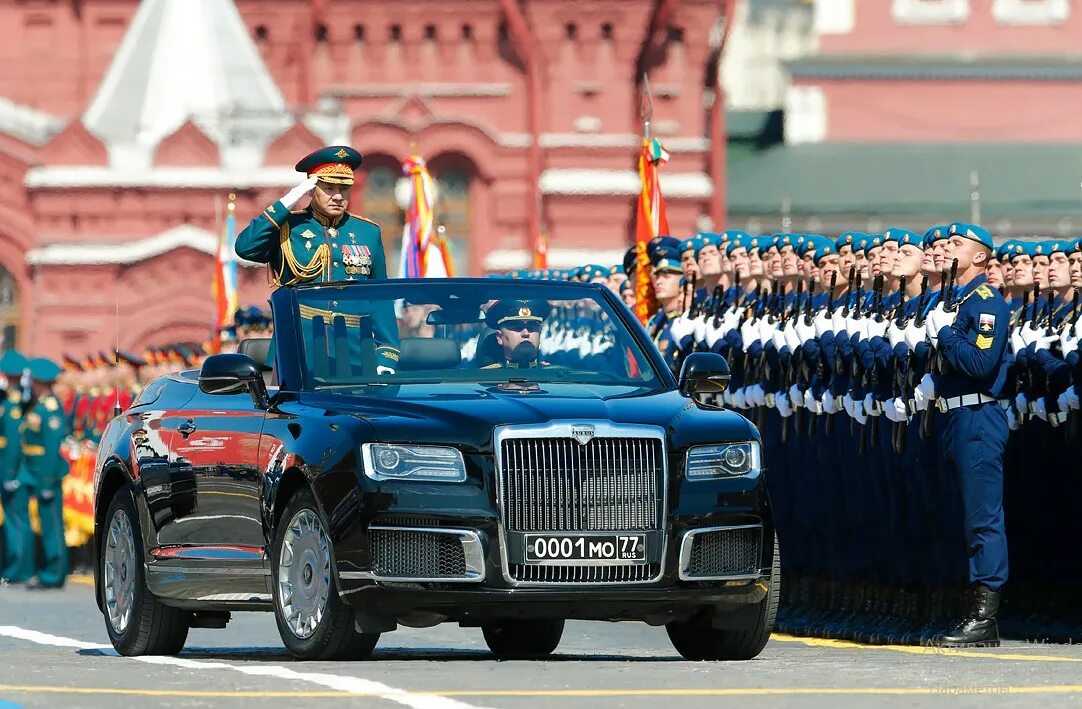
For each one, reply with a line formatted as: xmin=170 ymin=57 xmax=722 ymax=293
xmin=523 ymin=534 xmax=646 ymax=563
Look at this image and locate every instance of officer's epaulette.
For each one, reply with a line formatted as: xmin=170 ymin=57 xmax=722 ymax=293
xmin=348 ymin=213 xmax=380 ymax=227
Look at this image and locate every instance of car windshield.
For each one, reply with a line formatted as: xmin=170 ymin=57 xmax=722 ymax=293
xmin=290 ymin=280 xmax=662 ymax=391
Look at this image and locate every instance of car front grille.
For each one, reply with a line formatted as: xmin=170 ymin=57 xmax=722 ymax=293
xmin=368 ymin=528 xmax=467 ymax=579
xmin=682 ymin=526 xmax=761 ymax=579
xmin=499 ymin=436 xmax=663 ymax=532
xmin=509 ymin=563 xmax=660 ymax=584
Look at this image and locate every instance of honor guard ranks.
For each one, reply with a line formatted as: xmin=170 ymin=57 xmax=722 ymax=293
xmin=235 ymin=146 xmax=386 ymax=286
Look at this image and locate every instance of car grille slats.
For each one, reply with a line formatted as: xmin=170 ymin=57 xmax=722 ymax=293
xmin=500 ymin=436 xmax=662 ymax=533
xmin=509 ymin=563 xmax=659 ymax=584
xmin=685 ymin=527 xmax=761 ymax=578
xmin=369 ymin=529 xmax=466 ymax=579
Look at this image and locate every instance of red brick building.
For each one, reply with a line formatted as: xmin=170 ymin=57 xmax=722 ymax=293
xmin=0 ymin=0 xmax=724 ymax=359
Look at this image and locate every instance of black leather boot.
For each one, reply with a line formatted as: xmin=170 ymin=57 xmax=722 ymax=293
xmin=936 ymin=584 xmax=1001 ymax=647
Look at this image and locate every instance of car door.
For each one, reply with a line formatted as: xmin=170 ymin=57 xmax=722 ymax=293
xmin=134 ymin=390 xmax=196 ymax=546
xmin=165 ymin=388 xmax=266 ymax=551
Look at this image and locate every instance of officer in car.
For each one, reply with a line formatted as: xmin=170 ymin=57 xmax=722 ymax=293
xmin=481 ymin=300 xmax=551 ymax=369
xmin=234 ymin=146 xmax=399 ymax=375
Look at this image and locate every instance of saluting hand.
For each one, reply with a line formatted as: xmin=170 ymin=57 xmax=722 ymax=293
xmin=280 ymin=175 xmax=319 ymax=209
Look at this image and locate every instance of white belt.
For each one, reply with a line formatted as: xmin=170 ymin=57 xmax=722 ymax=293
xmin=936 ymin=394 xmax=996 ymax=412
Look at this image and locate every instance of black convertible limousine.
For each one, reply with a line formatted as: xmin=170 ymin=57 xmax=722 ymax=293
xmin=93 ymin=279 xmax=776 ymax=661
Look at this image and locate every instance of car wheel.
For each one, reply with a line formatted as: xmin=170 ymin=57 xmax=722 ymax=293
xmin=482 ymin=619 xmax=564 ymax=658
xmin=667 ymin=534 xmax=780 ymax=661
xmin=101 ymin=486 xmax=190 ymax=656
xmin=271 ymin=487 xmax=379 ymax=660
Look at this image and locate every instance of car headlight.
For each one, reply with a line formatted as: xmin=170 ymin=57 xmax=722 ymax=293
xmin=361 ymin=443 xmax=467 ymax=482
xmin=685 ymin=442 xmax=761 ymax=479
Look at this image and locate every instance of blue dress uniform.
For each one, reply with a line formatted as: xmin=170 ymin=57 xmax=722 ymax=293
xmin=234 ymin=146 xmax=399 ymax=375
xmin=928 ymin=224 xmax=1012 ymax=647
xmin=22 ymin=358 xmax=71 ymax=589
xmin=0 ymin=350 xmax=31 ymax=583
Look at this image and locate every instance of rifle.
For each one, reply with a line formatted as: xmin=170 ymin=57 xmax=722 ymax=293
xmin=861 ymin=274 xmax=885 ymax=454
xmin=804 ymin=277 xmax=816 ymax=326
xmin=711 ymin=285 xmax=725 ymax=327
xmin=890 ymin=275 xmax=910 ymax=454
xmin=827 ymin=271 xmax=839 ymax=316
xmin=841 ymin=267 xmax=856 ymax=317
xmin=686 ymin=273 xmax=698 ymax=316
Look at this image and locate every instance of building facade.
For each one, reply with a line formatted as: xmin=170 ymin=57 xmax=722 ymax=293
xmin=0 ymin=0 xmax=724 ymax=359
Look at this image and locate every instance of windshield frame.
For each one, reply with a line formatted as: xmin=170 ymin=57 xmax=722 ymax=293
xmin=269 ymin=278 xmax=675 ymax=393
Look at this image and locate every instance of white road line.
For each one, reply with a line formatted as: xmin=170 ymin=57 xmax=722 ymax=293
xmin=0 ymin=625 xmax=492 ymax=709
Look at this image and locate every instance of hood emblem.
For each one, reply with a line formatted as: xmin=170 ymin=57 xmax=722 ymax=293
xmin=571 ymin=425 xmax=595 ymax=446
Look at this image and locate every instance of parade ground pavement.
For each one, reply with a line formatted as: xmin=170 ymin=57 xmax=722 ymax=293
xmin=2 ymin=577 xmax=1082 ymax=708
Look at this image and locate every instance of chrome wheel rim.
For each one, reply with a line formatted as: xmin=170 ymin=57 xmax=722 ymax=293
xmin=276 ymin=508 xmax=331 ymax=639
xmin=103 ymin=509 xmax=136 ymax=634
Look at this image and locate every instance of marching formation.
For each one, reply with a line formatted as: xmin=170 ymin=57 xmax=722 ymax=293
xmin=510 ymin=226 xmax=1082 ymax=646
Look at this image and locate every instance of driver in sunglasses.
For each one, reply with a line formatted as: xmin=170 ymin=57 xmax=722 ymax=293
xmin=482 ymin=299 xmax=552 ymax=369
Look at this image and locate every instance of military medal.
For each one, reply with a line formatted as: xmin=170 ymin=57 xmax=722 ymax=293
xmin=328 ymin=227 xmax=338 ymax=238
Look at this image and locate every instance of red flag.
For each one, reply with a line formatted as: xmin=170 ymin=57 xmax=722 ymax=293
xmin=533 ymin=230 xmax=548 ymax=269
xmin=632 ymin=137 xmax=670 ymax=324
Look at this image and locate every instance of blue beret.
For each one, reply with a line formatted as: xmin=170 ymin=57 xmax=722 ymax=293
xmin=996 ymin=239 xmax=1014 ymax=260
xmin=609 ymin=264 xmax=624 ymax=276
xmin=295 ymin=145 xmax=364 ymax=185
xmin=947 ymin=222 xmax=993 ymax=250
xmin=812 ymin=240 xmax=836 ymax=266
xmin=864 ymin=234 xmax=883 ymax=255
xmin=0 ymin=350 xmax=27 ymax=377
xmin=725 ymin=235 xmax=747 ymax=256
xmin=1007 ymin=242 xmax=1035 ymax=261
xmin=28 ymin=357 xmax=61 ymax=383
xmin=835 ymin=231 xmax=863 ymax=251
xmin=1046 ymin=240 xmax=1071 ymax=256
xmin=619 ymin=279 xmax=632 ymax=293
xmin=1072 ymin=238 xmax=1082 ymax=254
xmin=923 ymin=225 xmax=948 ymax=248
xmin=583 ymin=264 xmax=609 ymax=280
xmin=887 ymin=229 xmax=923 ymax=248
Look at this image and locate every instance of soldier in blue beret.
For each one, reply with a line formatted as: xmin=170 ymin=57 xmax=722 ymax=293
xmin=234 ymin=145 xmax=399 ymax=375
xmin=582 ymin=264 xmax=609 ymax=284
xmin=0 ymin=350 xmax=31 ymax=584
xmin=21 ymin=358 xmax=71 ymax=589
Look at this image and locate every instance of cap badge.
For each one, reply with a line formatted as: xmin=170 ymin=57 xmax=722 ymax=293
xmin=335 ymin=148 xmax=349 ymax=159
xmin=518 ymin=307 xmax=532 ymax=318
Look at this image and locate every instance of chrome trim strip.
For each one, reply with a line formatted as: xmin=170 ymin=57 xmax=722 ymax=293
xmin=147 ymin=565 xmax=270 ymax=576
xmin=677 ymin=524 xmax=763 ymax=581
xmin=494 ymin=421 xmax=668 ymax=587
xmin=339 ymin=526 xmax=486 ymax=583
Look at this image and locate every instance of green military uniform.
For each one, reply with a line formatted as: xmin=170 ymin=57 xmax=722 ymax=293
xmin=234 ymin=146 xmax=399 ymax=375
xmin=480 ymin=300 xmax=552 ymax=369
xmin=22 ymin=358 xmax=71 ymax=589
xmin=0 ymin=351 xmax=32 ymax=582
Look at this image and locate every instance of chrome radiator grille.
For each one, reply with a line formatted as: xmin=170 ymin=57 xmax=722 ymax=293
xmin=510 ymin=563 xmax=660 ymax=584
xmin=499 ymin=436 xmax=663 ymax=532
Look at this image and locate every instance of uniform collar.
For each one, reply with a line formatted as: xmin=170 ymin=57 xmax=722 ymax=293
xmin=309 ymin=208 xmax=345 ymax=228
xmin=502 ymin=359 xmax=542 ymax=369
xmin=957 ymin=273 xmax=988 ymax=299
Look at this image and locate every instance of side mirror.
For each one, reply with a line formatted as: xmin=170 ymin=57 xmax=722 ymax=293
xmin=678 ymin=352 xmax=730 ymax=403
xmin=199 ymin=353 xmax=269 ymax=409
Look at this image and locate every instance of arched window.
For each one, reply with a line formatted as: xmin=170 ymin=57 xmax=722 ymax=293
xmin=361 ymin=163 xmax=406 ymax=275
xmin=433 ymin=168 xmax=471 ymax=277
xmin=0 ymin=264 xmax=20 ymax=351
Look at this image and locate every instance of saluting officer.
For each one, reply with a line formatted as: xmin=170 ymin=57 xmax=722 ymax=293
xmin=923 ymin=223 xmax=1012 ymax=647
xmin=0 ymin=350 xmax=31 ymax=584
xmin=235 ymin=146 xmax=399 ymax=375
xmin=22 ymin=358 xmax=72 ymax=590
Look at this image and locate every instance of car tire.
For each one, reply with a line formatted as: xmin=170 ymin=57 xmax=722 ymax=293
xmin=101 ymin=486 xmax=190 ymax=656
xmin=482 ymin=619 xmax=564 ymax=658
xmin=667 ymin=535 xmax=780 ymax=661
xmin=271 ymin=487 xmax=380 ymax=660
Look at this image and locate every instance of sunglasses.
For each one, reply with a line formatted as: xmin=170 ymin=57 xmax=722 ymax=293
xmin=504 ymin=321 xmax=542 ymax=333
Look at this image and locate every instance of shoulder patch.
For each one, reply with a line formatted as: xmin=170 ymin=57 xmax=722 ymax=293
xmin=975 ymin=334 xmax=994 ymax=350
xmin=975 ymin=285 xmax=993 ymax=300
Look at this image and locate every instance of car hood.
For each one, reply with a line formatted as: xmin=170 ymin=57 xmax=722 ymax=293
xmin=303 ymin=383 xmax=756 ymax=451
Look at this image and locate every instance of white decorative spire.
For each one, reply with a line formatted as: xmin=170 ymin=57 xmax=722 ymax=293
xmin=83 ymin=0 xmax=289 ymax=170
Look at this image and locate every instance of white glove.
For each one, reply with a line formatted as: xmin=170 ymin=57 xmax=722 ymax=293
xmin=1058 ymin=387 xmax=1079 ymax=411
xmin=890 ymin=397 xmax=909 ymax=422
xmin=749 ymin=384 xmax=766 ymax=406
xmin=1033 ymin=330 xmax=1058 ymax=352
xmin=1076 ymin=317 xmax=1082 ymax=338
xmin=904 ymin=319 xmax=925 ymax=351
xmin=852 ymin=399 xmax=868 ymax=425
xmin=789 ymin=383 xmax=804 ymax=408
xmin=740 ymin=318 xmax=759 ymax=352
xmin=865 ymin=318 xmax=888 ymax=341
xmin=887 ymin=320 xmax=905 ymax=348
xmin=1060 ymin=332 xmax=1080 ymax=356
xmin=692 ymin=315 xmax=709 ymax=345
xmin=831 ymin=310 xmax=847 ymax=335
xmin=669 ymin=315 xmax=695 ymax=345
xmin=822 ymin=392 xmax=839 ymax=415
xmin=1015 ymin=392 xmax=1029 ymax=416
xmin=795 ymin=316 xmax=816 ymax=345
xmin=771 ymin=327 xmax=788 ymax=352
xmin=851 ymin=317 xmax=868 ymax=342
xmin=758 ymin=319 xmax=774 ymax=347
xmin=1020 ymin=322 xmax=1042 ymax=347
xmin=1 ymin=480 xmax=18 ymax=492
xmin=280 ymin=175 xmax=319 ymax=209
xmin=776 ymin=393 xmax=794 ymax=418
xmin=784 ymin=322 xmax=801 ymax=352
xmin=1033 ymin=397 xmax=1048 ymax=421
xmin=705 ymin=320 xmax=725 ymax=349
xmin=882 ymin=397 xmax=901 ymax=422
xmin=842 ymin=393 xmax=855 ymax=418
xmin=1006 ymin=406 xmax=1019 ymax=431
xmin=375 ymin=365 xmax=396 ymax=376
xmin=814 ymin=310 xmax=833 ymax=339
xmin=732 ymin=387 xmax=747 ymax=409
xmin=1011 ymin=327 xmax=1027 ymax=355
xmin=913 ymin=372 xmax=935 ymax=411
xmin=722 ymin=309 xmax=741 ymax=334
xmin=925 ymin=304 xmax=956 ymax=342
xmin=804 ymin=388 xmax=817 ymax=410
xmin=863 ymin=392 xmax=881 ymax=417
